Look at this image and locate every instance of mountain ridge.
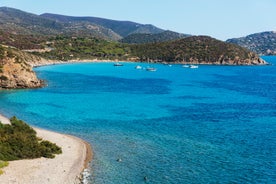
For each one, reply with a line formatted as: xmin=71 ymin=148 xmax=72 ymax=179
xmin=0 ymin=7 xmax=63 ymax=35
xmin=226 ymin=31 xmax=276 ymax=55
xmin=40 ymin=13 xmax=164 ymax=38
xmin=0 ymin=7 xmax=165 ymax=41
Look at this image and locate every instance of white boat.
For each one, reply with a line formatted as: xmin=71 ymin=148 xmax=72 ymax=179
xmin=189 ymin=65 xmax=199 ymax=69
xmin=135 ymin=65 xmax=142 ymax=69
xmin=146 ymin=67 xmax=157 ymax=72
xmin=114 ymin=62 xmax=123 ymax=66
xmin=182 ymin=65 xmax=189 ymax=68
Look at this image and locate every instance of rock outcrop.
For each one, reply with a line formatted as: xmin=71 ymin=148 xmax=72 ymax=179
xmin=0 ymin=46 xmax=44 ymax=89
xmin=180 ymin=54 xmax=267 ymax=65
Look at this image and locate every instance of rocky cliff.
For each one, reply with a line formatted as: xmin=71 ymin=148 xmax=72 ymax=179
xmin=0 ymin=46 xmax=44 ymax=89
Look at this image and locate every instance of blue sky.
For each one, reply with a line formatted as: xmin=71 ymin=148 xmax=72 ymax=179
xmin=1 ymin=0 xmax=276 ymax=40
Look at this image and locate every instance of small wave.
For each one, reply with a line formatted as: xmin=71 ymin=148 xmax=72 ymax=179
xmin=81 ymin=169 xmax=91 ymax=184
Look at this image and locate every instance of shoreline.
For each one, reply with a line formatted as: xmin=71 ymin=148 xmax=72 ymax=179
xmin=29 ymin=57 xmax=269 ymax=68
xmin=30 ymin=58 xmax=137 ymax=67
xmin=0 ymin=114 xmax=92 ymax=184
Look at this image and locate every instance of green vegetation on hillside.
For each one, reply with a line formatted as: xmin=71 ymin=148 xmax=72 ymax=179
xmin=130 ymin=36 xmax=259 ymax=63
xmin=0 ymin=31 xmax=47 ymax=50
xmin=1 ymin=33 xmax=262 ymax=66
xmin=0 ymin=117 xmax=62 ymax=161
xmin=35 ymin=36 xmax=131 ymax=61
xmin=29 ymin=35 xmax=261 ymax=65
xmin=120 ymin=30 xmax=190 ymax=44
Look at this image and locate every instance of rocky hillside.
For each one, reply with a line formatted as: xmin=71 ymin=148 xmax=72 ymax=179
xmin=0 ymin=45 xmax=44 ymax=89
xmin=120 ymin=30 xmax=191 ymax=44
xmin=0 ymin=31 xmax=47 ymax=50
xmin=130 ymin=36 xmax=267 ymax=65
xmin=226 ymin=31 xmax=276 ymax=55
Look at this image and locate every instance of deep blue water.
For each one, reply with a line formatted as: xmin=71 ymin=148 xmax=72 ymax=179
xmin=0 ymin=57 xmax=276 ymax=183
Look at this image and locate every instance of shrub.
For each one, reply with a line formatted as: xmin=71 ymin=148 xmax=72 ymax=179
xmin=0 ymin=117 xmax=62 ymax=161
xmin=0 ymin=160 xmax=9 ymax=175
xmin=0 ymin=160 xmax=9 ymax=168
xmin=0 ymin=75 xmax=8 ymax=81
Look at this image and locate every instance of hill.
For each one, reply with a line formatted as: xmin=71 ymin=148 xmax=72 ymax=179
xmin=130 ymin=36 xmax=266 ymax=65
xmin=30 ymin=35 xmax=266 ymax=65
xmin=226 ymin=31 xmax=276 ymax=55
xmin=0 ymin=7 xmax=165 ymax=41
xmin=120 ymin=30 xmax=191 ymax=44
xmin=40 ymin=13 xmax=164 ymax=38
xmin=33 ymin=35 xmax=130 ymax=61
xmin=0 ymin=30 xmax=48 ymax=50
xmin=0 ymin=7 xmax=63 ymax=35
xmin=0 ymin=7 xmax=122 ymax=40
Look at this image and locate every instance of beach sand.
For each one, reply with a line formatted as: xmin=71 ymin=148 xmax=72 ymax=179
xmin=0 ymin=114 xmax=92 ymax=184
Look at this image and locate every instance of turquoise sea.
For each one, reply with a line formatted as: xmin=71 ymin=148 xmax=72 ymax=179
xmin=0 ymin=56 xmax=276 ymax=183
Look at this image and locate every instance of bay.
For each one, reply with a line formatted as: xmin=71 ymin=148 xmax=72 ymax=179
xmin=0 ymin=57 xmax=276 ymax=183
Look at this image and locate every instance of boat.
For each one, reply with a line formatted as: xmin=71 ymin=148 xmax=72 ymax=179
xmin=163 ymin=63 xmax=172 ymax=67
xmin=189 ymin=65 xmax=199 ymax=69
xmin=114 ymin=62 xmax=123 ymax=66
xmin=146 ymin=67 xmax=157 ymax=72
xmin=182 ymin=65 xmax=189 ymax=68
xmin=135 ymin=65 xmax=142 ymax=69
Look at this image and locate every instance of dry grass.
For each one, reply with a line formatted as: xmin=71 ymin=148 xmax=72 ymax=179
xmin=0 ymin=160 xmax=9 ymax=175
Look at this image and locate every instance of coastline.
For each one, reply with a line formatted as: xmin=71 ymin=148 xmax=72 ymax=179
xmin=30 ymin=58 xmax=135 ymax=67
xmin=29 ymin=57 xmax=269 ymax=68
xmin=0 ymin=114 xmax=92 ymax=184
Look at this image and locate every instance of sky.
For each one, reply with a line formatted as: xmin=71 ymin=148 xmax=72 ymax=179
xmin=1 ymin=0 xmax=276 ymax=40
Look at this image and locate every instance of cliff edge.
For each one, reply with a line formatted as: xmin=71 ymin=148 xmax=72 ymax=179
xmin=0 ymin=45 xmax=44 ymax=89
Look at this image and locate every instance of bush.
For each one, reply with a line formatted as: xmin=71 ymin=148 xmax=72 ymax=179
xmin=0 ymin=117 xmax=62 ymax=161
xmin=0 ymin=75 xmax=8 ymax=81
xmin=0 ymin=160 xmax=9 ymax=168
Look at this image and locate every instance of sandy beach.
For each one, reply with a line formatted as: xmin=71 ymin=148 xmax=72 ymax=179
xmin=0 ymin=114 xmax=92 ymax=184
xmin=30 ymin=58 xmax=137 ymax=67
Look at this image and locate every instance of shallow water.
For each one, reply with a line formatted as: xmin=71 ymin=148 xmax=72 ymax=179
xmin=0 ymin=57 xmax=275 ymax=183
